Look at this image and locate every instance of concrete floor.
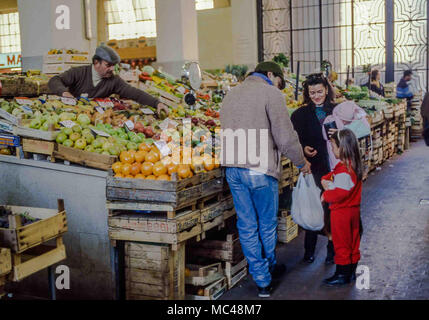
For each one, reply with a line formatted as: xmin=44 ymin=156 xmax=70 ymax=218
xmin=222 ymin=140 xmax=429 ymax=300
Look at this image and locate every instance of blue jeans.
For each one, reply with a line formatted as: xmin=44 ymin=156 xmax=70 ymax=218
xmin=225 ymin=167 xmax=279 ymax=288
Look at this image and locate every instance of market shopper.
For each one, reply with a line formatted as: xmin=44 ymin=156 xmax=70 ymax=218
xmin=290 ymin=73 xmax=336 ymax=265
xmin=48 ymin=45 xmax=169 ymax=116
xmin=220 ymin=61 xmax=311 ymax=298
xmin=366 ymin=70 xmax=385 ymax=97
xmin=321 ymin=129 xmax=363 ymax=286
xmin=397 ymin=70 xmax=414 ymax=110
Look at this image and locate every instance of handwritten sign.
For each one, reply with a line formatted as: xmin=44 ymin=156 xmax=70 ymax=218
xmin=61 ymin=97 xmax=77 ymax=106
xmin=60 ymin=120 xmax=76 ymax=128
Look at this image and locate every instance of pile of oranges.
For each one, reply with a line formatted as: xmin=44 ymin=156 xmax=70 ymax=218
xmin=112 ymin=142 xmax=219 ymax=180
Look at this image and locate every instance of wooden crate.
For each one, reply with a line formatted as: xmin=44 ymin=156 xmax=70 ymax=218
xmin=185 ymin=276 xmax=227 ymax=300
xmin=199 ymin=193 xmax=226 ymax=239
xmin=278 ymin=213 xmax=296 ymax=231
xmin=185 ymin=263 xmax=224 ymax=286
xmin=13 ymin=123 xmax=59 ymax=141
xmin=124 ymin=242 xmax=185 ymax=300
xmin=278 ymin=224 xmax=299 ymax=244
xmin=106 ymin=168 xmax=224 ymax=207
xmin=108 ymin=206 xmax=202 ymax=249
xmin=53 ymin=144 xmax=118 ymax=171
xmin=11 ymin=236 xmax=66 ymax=282
xmin=0 ymin=248 xmax=11 ymax=276
xmin=224 ymin=257 xmax=247 ymax=289
xmin=0 ymin=201 xmax=67 ymax=253
xmin=187 ymin=233 xmax=244 ymax=263
xmin=22 ymin=138 xmax=56 ymax=162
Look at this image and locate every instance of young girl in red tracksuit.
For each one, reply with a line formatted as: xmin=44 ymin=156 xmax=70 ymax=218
xmin=321 ymin=128 xmax=363 ymax=286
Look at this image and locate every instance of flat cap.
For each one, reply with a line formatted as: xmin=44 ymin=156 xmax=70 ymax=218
xmin=94 ymin=45 xmax=121 ymax=65
xmin=255 ymin=61 xmax=285 ymax=89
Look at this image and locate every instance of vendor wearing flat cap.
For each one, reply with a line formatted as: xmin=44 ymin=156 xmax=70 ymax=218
xmin=48 ymin=45 xmax=169 ymax=115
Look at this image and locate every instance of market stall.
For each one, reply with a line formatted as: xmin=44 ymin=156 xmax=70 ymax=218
xmin=0 ymin=62 xmax=421 ymax=300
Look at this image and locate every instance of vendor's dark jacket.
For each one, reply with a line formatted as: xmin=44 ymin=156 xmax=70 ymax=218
xmin=48 ymin=65 xmax=159 ymax=107
xmin=290 ymin=103 xmax=335 ymax=178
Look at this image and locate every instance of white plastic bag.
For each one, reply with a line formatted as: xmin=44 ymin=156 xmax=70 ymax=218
xmin=291 ymin=173 xmax=325 ymax=231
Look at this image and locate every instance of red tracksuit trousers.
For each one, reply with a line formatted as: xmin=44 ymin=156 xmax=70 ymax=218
xmin=330 ymin=206 xmax=361 ymax=265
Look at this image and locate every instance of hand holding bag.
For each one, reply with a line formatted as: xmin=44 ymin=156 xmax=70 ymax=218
xmin=291 ymin=173 xmax=325 ymax=231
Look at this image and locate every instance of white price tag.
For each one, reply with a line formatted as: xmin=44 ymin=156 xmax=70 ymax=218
xmin=47 ymin=95 xmax=61 ymax=100
xmin=20 ymin=105 xmax=33 ymax=115
xmin=96 ymin=107 xmax=105 ymax=114
xmin=61 ymin=97 xmax=77 ymax=106
xmin=60 ymin=120 xmax=76 ymax=128
xmin=154 ymin=140 xmax=172 ymax=158
xmin=141 ymin=108 xmax=155 ymax=115
xmin=125 ymin=120 xmax=135 ymax=131
xmin=0 ymin=120 xmax=14 ymax=133
xmin=95 ymin=98 xmax=114 ymax=108
xmin=15 ymin=98 xmax=33 ymax=105
xmin=91 ymin=128 xmax=110 ymax=138
xmin=159 ymin=119 xmax=178 ymax=131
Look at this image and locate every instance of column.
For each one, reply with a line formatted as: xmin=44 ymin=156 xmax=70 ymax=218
xmin=385 ymin=0 xmax=395 ymax=83
xmin=17 ymin=0 xmax=98 ymax=71
xmin=231 ymin=0 xmax=258 ymax=69
xmin=154 ymin=0 xmax=199 ymax=77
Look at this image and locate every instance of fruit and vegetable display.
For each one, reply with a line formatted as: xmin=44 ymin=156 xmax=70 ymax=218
xmin=0 ymin=66 xmax=224 ymax=173
xmin=0 ymin=207 xmax=40 ymax=228
xmin=111 ymin=141 xmax=220 ymax=180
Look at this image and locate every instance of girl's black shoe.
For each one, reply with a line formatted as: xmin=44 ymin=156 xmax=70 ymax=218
xmin=323 ymin=264 xmax=351 ymax=286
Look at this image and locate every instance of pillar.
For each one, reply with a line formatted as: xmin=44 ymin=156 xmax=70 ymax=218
xmin=154 ymin=0 xmax=199 ymax=78
xmin=231 ymin=0 xmax=258 ymax=69
xmin=17 ymin=0 xmax=98 ymax=71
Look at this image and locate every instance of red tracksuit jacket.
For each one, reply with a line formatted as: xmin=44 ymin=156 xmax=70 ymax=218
xmin=322 ymin=161 xmax=362 ymax=265
xmin=322 ymin=162 xmax=362 ymax=209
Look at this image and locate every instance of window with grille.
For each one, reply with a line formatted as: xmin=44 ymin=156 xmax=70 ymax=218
xmin=105 ymin=0 xmax=215 ymax=40
xmin=196 ymin=0 xmax=214 ymax=10
xmin=105 ymin=0 xmax=157 ymax=40
xmin=0 ymin=11 xmax=21 ymax=54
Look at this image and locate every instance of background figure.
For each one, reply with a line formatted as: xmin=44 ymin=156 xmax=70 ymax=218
xmin=397 ymin=70 xmax=414 ymax=111
xmin=367 ymin=70 xmax=385 ymax=97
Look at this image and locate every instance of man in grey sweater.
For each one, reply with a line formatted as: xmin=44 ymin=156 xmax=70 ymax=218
xmin=220 ymin=61 xmax=311 ymax=298
xmin=48 ymin=45 xmax=169 ymax=115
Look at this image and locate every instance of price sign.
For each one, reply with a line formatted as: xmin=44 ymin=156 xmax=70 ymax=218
xmin=15 ymin=97 xmax=33 ymax=105
xmin=154 ymin=140 xmax=172 ymax=158
xmin=159 ymin=119 xmax=178 ymax=131
xmin=61 ymin=97 xmax=77 ymax=106
xmin=95 ymin=98 xmax=114 ymax=108
xmin=141 ymin=108 xmax=155 ymax=115
xmin=125 ymin=120 xmax=135 ymax=131
xmin=20 ymin=105 xmax=33 ymax=115
xmin=60 ymin=120 xmax=76 ymax=128
xmin=0 ymin=120 xmax=14 ymax=133
xmin=91 ymin=128 xmax=110 ymax=138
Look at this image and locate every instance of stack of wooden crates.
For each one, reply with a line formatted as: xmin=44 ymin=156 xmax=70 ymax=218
xmin=277 ymin=210 xmax=298 ymax=244
xmin=106 ymin=168 xmax=237 ymax=300
xmin=0 ymin=200 xmax=67 ymax=298
xmin=42 ymin=51 xmax=90 ymax=75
